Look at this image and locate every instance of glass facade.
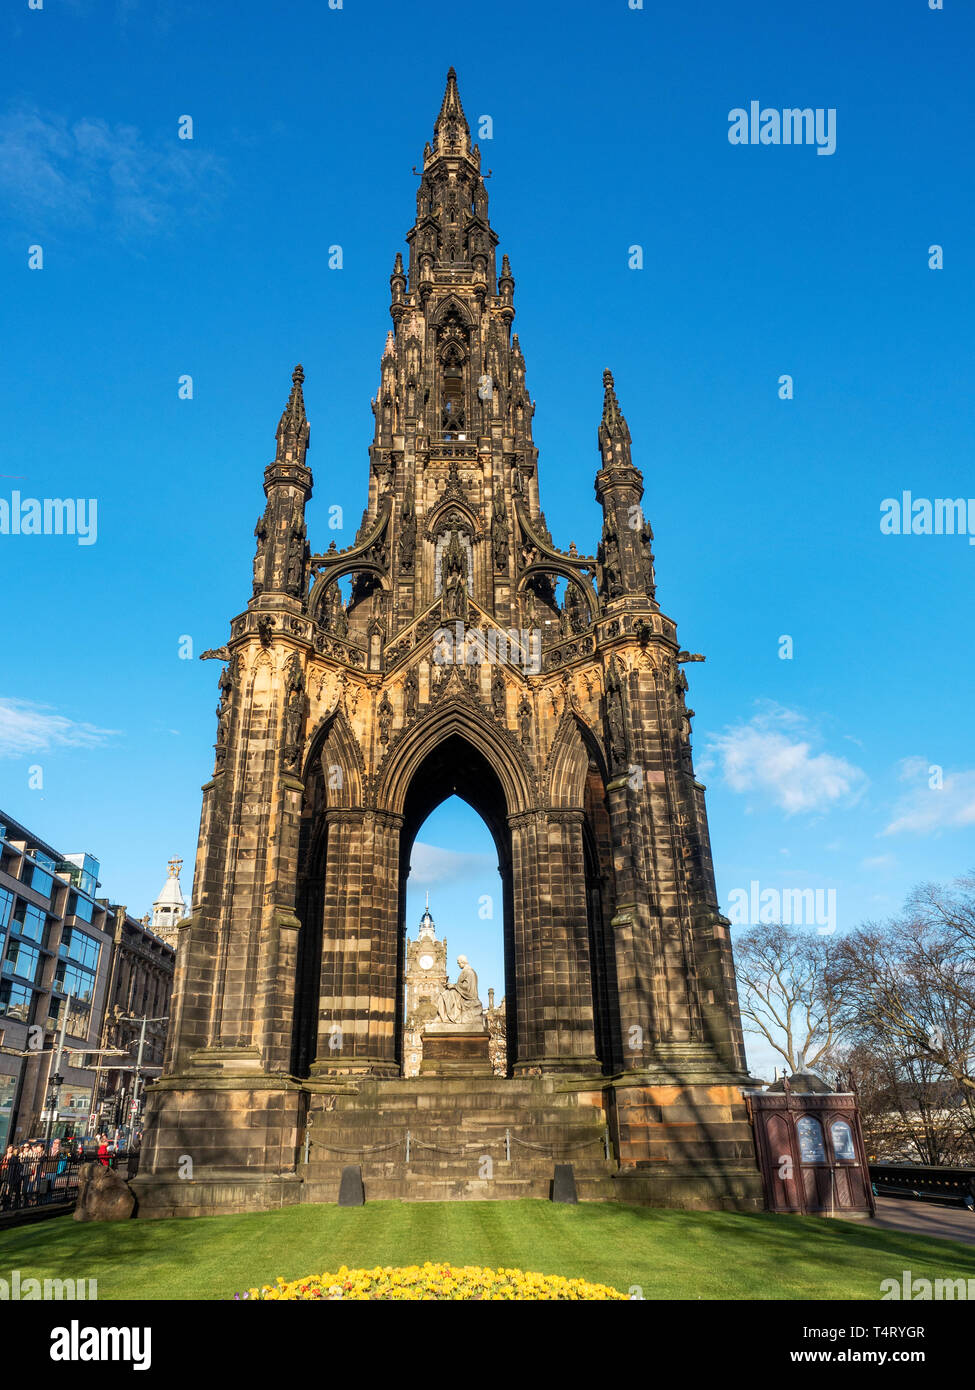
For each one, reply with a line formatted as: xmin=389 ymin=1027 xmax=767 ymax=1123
xmin=28 ymin=863 xmax=54 ymax=898
xmin=67 ymin=891 xmax=94 ymax=924
xmin=60 ymin=852 xmax=100 ymax=897
xmin=60 ymin=926 xmax=101 ymax=972
xmin=0 ymin=886 xmax=11 ymax=958
xmin=54 ymin=959 xmax=97 ymax=1005
xmin=1 ymin=939 xmax=42 ymax=984
xmin=0 ymin=980 xmax=34 ymax=1023
xmin=11 ymin=900 xmax=47 ymax=943
xmin=0 ymin=819 xmax=129 ymax=1143
xmin=52 ymin=1084 xmax=92 ymax=1138
xmin=0 ymin=1074 xmax=16 ymax=1150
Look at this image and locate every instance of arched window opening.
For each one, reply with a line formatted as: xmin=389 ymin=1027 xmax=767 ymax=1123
xmin=402 ymin=798 xmax=505 ymax=1077
xmin=796 ymin=1115 xmax=827 ymax=1163
xmin=441 ymin=346 xmax=467 ymax=439
xmin=397 ymin=737 xmax=514 ymax=1076
xmin=830 ymin=1119 xmax=856 ymax=1162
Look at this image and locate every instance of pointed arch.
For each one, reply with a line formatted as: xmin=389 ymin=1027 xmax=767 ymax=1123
xmin=375 ymin=697 xmax=536 ymax=819
xmin=302 ymin=705 xmax=364 ymax=808
xmin=308 ymin=565 xmax=391 ymax=625
xmin=546 ymin=709 xmax=608 ymax=808
xmin=516 ymin=566 xmax=599 ymax=625
xmin=431 ymin=292 xmax=475 ymax=328
xmin=425 ymin=497 xmax=483 ymax=543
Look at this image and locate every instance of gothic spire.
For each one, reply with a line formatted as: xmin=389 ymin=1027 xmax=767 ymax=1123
xmin=275 ymin=364 xmax=310 ymax=467
xmin=433 ymin=66 xmax=471 ymax=156
xmin=254 ymin=364 xmax=312 ymax=606
xmin=599 ymin=369 xmax=631 ymax=455
xmin=594 ymin=368 xmax=654 ymax=605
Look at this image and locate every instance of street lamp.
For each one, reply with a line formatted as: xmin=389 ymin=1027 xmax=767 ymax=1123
xmin=119 ymin=1013 xmax=168 ymax=1145
xmin=44 ymin=1072 xmax=65 ymax=1144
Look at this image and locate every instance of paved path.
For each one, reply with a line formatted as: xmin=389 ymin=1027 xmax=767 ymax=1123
xmin=866 ymin=1195 xmax=975 ymax=1247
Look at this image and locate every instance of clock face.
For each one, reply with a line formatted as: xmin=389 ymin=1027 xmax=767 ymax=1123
xmin=419 ymin=954 xmax=434 ymax=970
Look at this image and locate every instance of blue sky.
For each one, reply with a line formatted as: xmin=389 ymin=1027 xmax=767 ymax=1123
xmin=1 ymin=1 xmax=972 ymax=1076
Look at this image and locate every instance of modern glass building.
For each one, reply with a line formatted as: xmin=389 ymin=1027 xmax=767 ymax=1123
xmin=0 ymin=813 xmax=140 ymax=1145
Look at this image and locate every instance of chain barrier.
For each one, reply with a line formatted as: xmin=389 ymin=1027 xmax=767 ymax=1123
xmin=306 ymin=1125 xmax=613 ymax=1162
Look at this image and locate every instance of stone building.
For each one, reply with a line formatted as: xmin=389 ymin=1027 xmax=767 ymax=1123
xmin=402 ymin=899 xmax=447 ymax=1076
xmin=0 ymin=813 xmax=177 ymax=1143
xmin=136 ymin=70 xmax=762 ymax=1216
xmin=0 ymin=813 xmax=113 ymax=1145
xmin=402 ymin=899 xmax=504 ymax=1077
xmin=149 ymin=858 xmax=188 ymax=951
xmin=95 ymin=908 xmax=175 ymax=1133
xmin=486 ymin=989 xmax=506 ymax=1077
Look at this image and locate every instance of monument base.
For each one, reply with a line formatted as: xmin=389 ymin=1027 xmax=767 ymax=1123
xmin=420 ymin=1023 xmax=493 ymax=1077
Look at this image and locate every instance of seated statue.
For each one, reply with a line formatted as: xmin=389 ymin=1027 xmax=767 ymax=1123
xmin=432 ymin=955 xmax=484 ymax=1028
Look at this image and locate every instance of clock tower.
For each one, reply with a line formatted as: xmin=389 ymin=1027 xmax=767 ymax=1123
xmin=403 ymin=897 xmax=448 ymax=1076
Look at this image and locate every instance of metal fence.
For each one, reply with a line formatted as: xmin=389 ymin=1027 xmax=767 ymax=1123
xmin=0 ymin=1151 xmax=138 ymax=1214
xmin=869 ymin=1162 xmax=975 ymax=1209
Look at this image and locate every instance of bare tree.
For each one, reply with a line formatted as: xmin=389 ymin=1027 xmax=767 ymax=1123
xmin=826 ymin=1042 xmax=968 ymax=1164
xmin=836 ymin=877 xmax=975 ymax=1102
xmin=833 ymin=875 xmax=975 ymax=1162
xmin=733 ymin=922 xmax=848 ymax=1075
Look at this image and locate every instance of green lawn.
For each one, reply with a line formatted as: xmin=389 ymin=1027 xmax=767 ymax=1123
xmin=2 ymin=1201 xmax=972 ymax=1300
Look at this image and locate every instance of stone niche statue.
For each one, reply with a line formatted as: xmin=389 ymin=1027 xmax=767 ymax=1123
xmin=431 ymin=955 xmax=485 ymax=1028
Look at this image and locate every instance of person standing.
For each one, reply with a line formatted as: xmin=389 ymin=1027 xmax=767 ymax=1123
xmin=0 ymin=1146 xmax=20 ymax=1209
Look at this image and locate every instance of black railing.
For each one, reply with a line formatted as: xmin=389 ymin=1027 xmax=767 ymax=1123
xmin=0 ymin=1151 xmax=137 ymax=1214
xmin=869 ymin=1163 xmax=975 ymax=1209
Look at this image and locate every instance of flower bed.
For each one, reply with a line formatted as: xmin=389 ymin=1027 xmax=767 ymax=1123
xmin=237 ymin=1261 xmax=627 ymax=1301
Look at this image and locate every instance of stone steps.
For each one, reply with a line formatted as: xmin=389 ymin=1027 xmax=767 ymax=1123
xmin=301 ymin=1076 xmax=615 ymax=1201
xmin=300 ymin=1171 xmax=620 ymax=1204
xmin=308 ymin=1117 xmax=606 ymax=1137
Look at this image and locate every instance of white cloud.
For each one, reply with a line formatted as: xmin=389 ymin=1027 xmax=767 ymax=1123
xmin=883 ymin=762 xmax=975 ymax=836
xmin=0 ymin=697 xmax=118 ymax=758
xmin=861 ymin=854 xmax=895 ymax=870
xmin=409 ymin=841 xmax=497 ymax=886
xmin=0 ymin=103 xmax=227 ymax=238
xmin=707 ymin=705 xmax=867 ymax=816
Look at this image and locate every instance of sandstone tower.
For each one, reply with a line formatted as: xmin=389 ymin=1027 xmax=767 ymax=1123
xmin=150 ymin=857 xmax=187 ymax=951
xmin=135 ymin=70 xmax=762 ymax=1215
xmin=403 ymin=897 xmax=448 ymax=1076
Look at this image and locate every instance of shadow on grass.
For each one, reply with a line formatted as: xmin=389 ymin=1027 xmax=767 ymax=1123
xmin=1 ymin=1202 xmax=972 ymax=1301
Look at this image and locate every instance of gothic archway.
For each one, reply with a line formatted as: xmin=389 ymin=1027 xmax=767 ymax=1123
xmin=290 ymin=707 xmax=365 ymax=1077
xmin=397 ymin=734 xmax=516 ymax=1074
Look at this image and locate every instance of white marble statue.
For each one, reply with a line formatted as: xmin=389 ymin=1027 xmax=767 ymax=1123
xmin=432 ymin=955 xmax=484 ymax=1027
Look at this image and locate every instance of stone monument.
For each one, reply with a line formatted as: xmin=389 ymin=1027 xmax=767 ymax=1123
xmin=421 ymin=955 xmax=492 ymax=1076
xmin=134 ymin=69 xmax=765 ymax=1217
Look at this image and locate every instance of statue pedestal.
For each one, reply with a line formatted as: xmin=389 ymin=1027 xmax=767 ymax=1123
xmin=420 ymin=1022 xmax=493 ymax=1077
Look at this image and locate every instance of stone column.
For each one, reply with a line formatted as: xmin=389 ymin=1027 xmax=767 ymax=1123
xmin=253 ymin=769 xmax=305 ymax=1074
xmin=602 ymin=767 xmax=658 ymax=1070
xmin=311 ymin=807 xmax=403 ymax=1076
xmin=510 ymin=809 xmax=600 ymax=1073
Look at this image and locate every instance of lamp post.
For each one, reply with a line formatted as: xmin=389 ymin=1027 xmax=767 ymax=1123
xmin=120 ymin=1013 xmax=168 ymax=1145
xmin=43 ymin=989 xmax=73 ymax=1146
